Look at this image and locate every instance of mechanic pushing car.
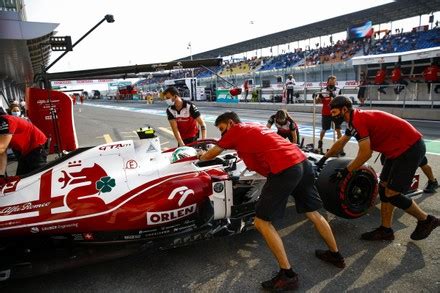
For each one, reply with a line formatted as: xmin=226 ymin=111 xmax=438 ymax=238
xmin=163 ymin=86 xmax=207 ymax=146
xmin=0 ymin=107 xmax=48 ymax=178
xmin=266 ymin=109 xmax=300 ymax=144
xmin=199 ymin=111 xmax=345 ymax=291
xmin=316 ymin=96 xmax=439 ymax=241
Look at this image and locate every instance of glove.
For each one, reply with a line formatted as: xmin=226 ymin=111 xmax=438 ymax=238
xmin=315 ymin=156 xmax=328 ymax=170
xmin=330 ymin=168 xmax=349 ymax=183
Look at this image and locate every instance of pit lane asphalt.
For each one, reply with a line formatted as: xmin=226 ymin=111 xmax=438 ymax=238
xmin=2 ymin=101 xmax=439 ymax=292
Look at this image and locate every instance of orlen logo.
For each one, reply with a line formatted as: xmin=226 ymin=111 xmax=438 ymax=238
xmin=146 ymin=204 xmax=196 ymax=225
xmin=146 ymin=186 xmax=196 ymax=225
xmin=168 ymin=186 xmax=194 ymax=207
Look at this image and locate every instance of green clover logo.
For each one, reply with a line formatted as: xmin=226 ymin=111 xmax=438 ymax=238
xmin=96 ymin=176 xmax=116 ymax=193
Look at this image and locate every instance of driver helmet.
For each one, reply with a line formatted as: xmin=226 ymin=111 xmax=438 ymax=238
xmin=170 ymin=146 xmax=197 ymax=163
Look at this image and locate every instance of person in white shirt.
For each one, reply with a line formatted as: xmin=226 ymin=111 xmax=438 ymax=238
xmin=285 ymin=75 xmax=296 ymax=104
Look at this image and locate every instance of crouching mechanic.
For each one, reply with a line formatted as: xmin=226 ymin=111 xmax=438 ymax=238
xmin=164 ymin=86 xmax=206 ymax=146
xmin=0 ymin=109 xmax=48 ymax=179
xmin=199 ymin=111 xmax=344 ymax=291
xmin=266 ymin=109 xmax=300 ymax=144
xmin=316 ymin=96 xmax=439 ymax=241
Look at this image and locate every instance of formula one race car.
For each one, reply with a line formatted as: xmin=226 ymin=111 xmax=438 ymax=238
xmin=0 ymin=128 xmax=418 ymax=281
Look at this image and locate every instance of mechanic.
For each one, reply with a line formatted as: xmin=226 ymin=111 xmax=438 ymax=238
xmin=0 ymin=108 xmax=48 ymax=177
xmin=266 ymin=109 xmax=300 ymax=144
xmin=199 ymin=111 xmax=345 ymax=291
xmin=163 ymin=86 xmax=207 ymax=146
xmin=316 ymin=96 xmax=439 ymax=241
xmin=315 ymin=75 xmax=344 ymax=156
xmin=380 ymin=154 xmax=438 ymax=194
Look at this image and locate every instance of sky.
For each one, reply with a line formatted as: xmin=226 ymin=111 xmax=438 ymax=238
xmin=24 ymin=0 xmax=437 ymax=77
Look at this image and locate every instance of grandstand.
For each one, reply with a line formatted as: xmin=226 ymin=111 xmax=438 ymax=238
xmin=134 ymin=0 xmax=440 ymax=106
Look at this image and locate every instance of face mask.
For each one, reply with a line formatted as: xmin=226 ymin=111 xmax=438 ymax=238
xmin=11 ymin=111 xmax=21 ymax=117
xmin=331 ymin=109 xmax=345 ymax=124
xmin=165 ymin=99 xmax=174 ymax=106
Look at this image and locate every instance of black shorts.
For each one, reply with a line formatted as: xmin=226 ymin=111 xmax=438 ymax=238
xmin=255 ymin=160 xmax=323 ymax=221
xmin=182 ymin=133 xmax=199 ymax=145
xmin=380 ymin=139 xmax=426 ymax=193
xmin=16 ymin=146 xmax=48 ymax=176
xmin=322 ymin=115 xmax=341 ymax=131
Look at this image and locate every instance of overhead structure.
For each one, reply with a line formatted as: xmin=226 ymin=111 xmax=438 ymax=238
xmin=0 ymin=0 xmax=58 ymax=86
xmin=178 ymin=0 xmax=440 ymax=60
xmin=40 ymin=59 xmax=223 ymax=83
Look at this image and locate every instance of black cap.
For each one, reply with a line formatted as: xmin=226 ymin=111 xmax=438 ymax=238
xmin=330 ymin=96 xmax=352 ymax=110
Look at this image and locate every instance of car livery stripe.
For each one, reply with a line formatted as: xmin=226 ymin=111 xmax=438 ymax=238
xmin=0 ymin=171 xmax=199 ymax=231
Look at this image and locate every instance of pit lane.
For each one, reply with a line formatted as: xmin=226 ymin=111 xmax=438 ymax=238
xmin=2 ymin=101 xmax=439 ymax=292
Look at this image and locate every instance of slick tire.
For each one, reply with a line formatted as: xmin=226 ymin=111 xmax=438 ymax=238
xmin=316 ymin=158 xmax=378 ymax=219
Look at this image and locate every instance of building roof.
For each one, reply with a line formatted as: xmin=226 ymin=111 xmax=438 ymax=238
xmin=0 ymin=10 xmax=58 ymax=85
xmin=178 ymin=0 xmax=440 ymax=60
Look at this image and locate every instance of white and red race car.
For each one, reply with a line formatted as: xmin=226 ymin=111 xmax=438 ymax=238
xmin=0 ymin=129 xmax=419 ymax=281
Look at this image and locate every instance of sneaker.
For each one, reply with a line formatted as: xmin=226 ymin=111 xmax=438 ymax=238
xmin=360 ymin=226 xmax=395 ymax=241
xmin=261 ymin=270 xmax=299 ymax=291
xmin=410 ymin=215 xmax=440 ymax=240
xmin=315 ymin=250 xmax=346 ymax=268
xmin=423 ymin=179 xmax=439 ymax=193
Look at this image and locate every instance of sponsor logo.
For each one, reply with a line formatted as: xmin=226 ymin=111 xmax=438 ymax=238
xmin=30 ymin=227 xmax=39 ymax=233
xmin=99 ymin=143 xmax=131 ymax=151
xmin=96 ymin=176 xmax=116 ymax=193
xmin=125 ymin=160 xmax=138 ymax=169
xmin=83 ymin=233 xmax=94 ymax=240
xmin=0 ymin=202 xmax=51 ymax=215
xmin=146 ymin=143 xmax=157 ymax=153
xmin=124 ymin=235 xmax=141 ymax=240
xmin=410 ymin=175 xmax=419 ymax=190
xmin=147 ymin=204 xmax=196 ymax=225
xmin=41 ymin=223 xmax=78 ymax=232
xmin=168 ymin=186 xmax=194 ymax=206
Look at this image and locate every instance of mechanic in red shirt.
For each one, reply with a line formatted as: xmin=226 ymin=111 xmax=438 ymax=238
xmin=317 ymin=96 xmax=439 ymax=241
xmin=164 ymin=86 xmax=207 ymax=146
xmin=200 ymin=111 xmax=344 ymax=291
xmin=423 ymin=62 xmax=440 ymax=94
xmin=0 ymin=110 xmax=47 ymax=177
xmin=374 ymin=66 xmax=388 ymax=94
xmin=315 ymin=75 xmax=344 ymax=155
xmin=391 ymin=63 xmax=408 ymax=94
xmin=243 ymin=79 xmax=249 ymax=102
xmin=266 ymin=109 xmax=300 ymax=144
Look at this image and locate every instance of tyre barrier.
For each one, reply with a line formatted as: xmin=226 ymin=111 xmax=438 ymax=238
xmin=316 ymin=158 xmax=378 ymax=219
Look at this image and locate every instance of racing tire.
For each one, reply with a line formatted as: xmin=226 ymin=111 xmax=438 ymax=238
xmin=316 ymin=158 xmax=378 ymax=219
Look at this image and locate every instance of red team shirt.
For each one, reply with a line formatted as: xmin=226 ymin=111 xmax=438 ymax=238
xmin=166 ymin=101 xmax=200 ymax=140
xmin=0 ymin=115 xmax=47 ymax=156
xmin=345 ymin=109 xmax=422 ymax=159
xmin=423 ymin=65 xmax=439 ymax=82
xmin=391 ymin=67 xmax=401 ymax=83
xmin=375 ymin=69 xmax=386 ymax=84
xmin=217 ymin=123 xmax=306 ymax=176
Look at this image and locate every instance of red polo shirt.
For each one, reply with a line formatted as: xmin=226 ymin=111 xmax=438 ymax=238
xmin=423 ymin=65 xmax=439 ymax=82
xmin=391 ymin=67 xmax=401 ymax=83
xmin=217 ymin=123 xmax=306 ymax=176
xmin=345 ymin=109 xmax=422 ymax=159
xmin=167 ymin=101 xmax=200 ymax=140
xmin=0 ymin=115 xmax=47 ymax=156
xmin=375 ymin=69 xmax=386 ymax=84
